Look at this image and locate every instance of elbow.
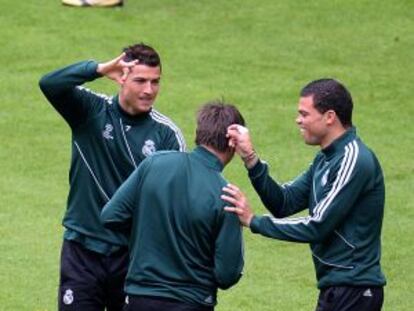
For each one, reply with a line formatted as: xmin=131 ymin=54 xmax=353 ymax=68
xmin=215 ymin=264 xmax=244 ymax=290
xmin=100 ymin=210 xmax=116 ymax=229
xmin=102 ymin=219 xmax=124 ymax=231
xmin=216 ymin=272 xmax=243 ymax=290
xmin=307 ymin=228 xmax=331 ymax=244
xmin=39 ymin=74 xmax=52 ymax=95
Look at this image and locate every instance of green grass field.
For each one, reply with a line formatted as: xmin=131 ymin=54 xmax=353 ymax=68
xmin=1 ymin=0 xmax=413 ymax=310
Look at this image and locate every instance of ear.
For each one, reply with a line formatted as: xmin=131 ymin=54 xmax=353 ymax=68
xmin=325 ymin=110 xmax=337 ymax=125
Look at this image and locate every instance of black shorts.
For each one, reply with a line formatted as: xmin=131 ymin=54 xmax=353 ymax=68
xmin=315 ymin=286 xmax=384 ymax=311
xmin=58 ymin=239 xmax=128 ymax=311
xmin=124 ymin=295 xmax=214 ymax=311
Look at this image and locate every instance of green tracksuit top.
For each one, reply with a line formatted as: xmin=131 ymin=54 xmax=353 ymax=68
xmin=248 ymin=127 xmax=386 ymax=288
xmin=39 ymin=60 xmax=186 ymax=254
xmin=101 ymin=146 xmax=244 ymax=306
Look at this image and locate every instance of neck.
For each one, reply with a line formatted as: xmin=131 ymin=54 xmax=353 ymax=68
xmin=118 ymin=97 xmax=137 ymax=116
xmin=320 ymin=126 xmax=349 ymax=149
xmin=201 ymin=145 xmax=232 ymax=166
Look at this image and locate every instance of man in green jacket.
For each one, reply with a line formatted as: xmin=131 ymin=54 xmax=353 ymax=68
xmin=39 ymin=43 xmax=186 ymax=311
xmin=101 ymin=101 xmax=245 ymax=311
xmin=222 ymin=79 xmax=385 ymax=311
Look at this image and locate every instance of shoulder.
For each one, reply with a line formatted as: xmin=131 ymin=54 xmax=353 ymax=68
xmin=149 ymin=109 xmax=186 ymax=150
xmin=76 ymin=86 xmax=113 ymax=105
xmin=340 ymin=138 xmax=380 ymax=177
xmin=151 ymin=150 xmax=182 ymax=158
xmin=149 ymin=109 xmax=181 ymax=131
xmin=147 ymin=150 xmax=186 ymax=164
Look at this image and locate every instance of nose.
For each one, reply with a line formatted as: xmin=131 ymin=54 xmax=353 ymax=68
xmin=143 ymin=81 xmax=154 ymax=94
xmin=296 ymin=115 xmax=302 ymax=125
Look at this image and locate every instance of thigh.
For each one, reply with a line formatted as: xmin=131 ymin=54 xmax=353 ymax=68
xmin=315 ymin=286 xmax=384 ymax=311
xmin=58 ymin=240 xmax=105 ymax=311
xmin=105 ymin=249 xmax=129 ymax=311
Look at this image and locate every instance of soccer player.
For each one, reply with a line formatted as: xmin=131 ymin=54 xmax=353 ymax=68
xmin=39 ymin=43 xmax=186 ymax=311
xmin=222 ymin=79 xmax=386 ymax=311
xmin=101 ymin=101 xmax=245 ymax=311
xmin=62 ymin=0 xmax=123 ymax=7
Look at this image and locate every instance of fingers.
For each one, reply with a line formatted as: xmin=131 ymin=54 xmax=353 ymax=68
xmin=221 ymin=194 xmax=237 ymax=205
xmin=221 ymin=184 xmax=245 ymax=208
xmin=222 ymin=184 xmax=240 ymax=196
xmin=224 ymin=206 xmax=243 ymax=215
xmin=120 ymin=67 xmax=130 ymax=83
xmin=115 ymin=52 xmax=126 ymax=63
xmin=119 ymin=52 xmax=139 ymax=67
xmin=115 ymin=58 xmax=138 ymax=84
xmin=227 ymin=124 xmax=241 ymax=132
xmin=120 ymin=59 xmax=139 ymax=67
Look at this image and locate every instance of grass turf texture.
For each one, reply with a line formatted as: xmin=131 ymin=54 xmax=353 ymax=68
xmin=0 ymin=0 xmax=413 ymax=310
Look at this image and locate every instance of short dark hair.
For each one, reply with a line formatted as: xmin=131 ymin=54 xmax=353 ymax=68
xmin=123 ymin=43 xmax=161 ymax=70
xmin=195 ymin=100 xmax=245 ymax=152
xmin=300 ymin=79 xmax=353 ymax=127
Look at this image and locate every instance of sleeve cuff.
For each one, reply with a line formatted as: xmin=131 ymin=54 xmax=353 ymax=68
xmin=249 ymin=215 xmax=262 ymax=234
xmin=85 ymin=60 xmax=102 ymax=79
xmin=247 ymin=159 xmax=267 ymax=180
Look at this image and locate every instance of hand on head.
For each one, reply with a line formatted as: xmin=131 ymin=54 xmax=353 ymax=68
xmin=97 ymin=53 xmax=139 ymax=85
xmin=227 ymin=124 xmax=258 ymax=168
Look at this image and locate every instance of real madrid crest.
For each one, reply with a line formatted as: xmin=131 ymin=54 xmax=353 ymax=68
xmin=142 ymin=139 xmax=156 ymax=157
xmin=63 ymin=288 xmax=74 ymax=305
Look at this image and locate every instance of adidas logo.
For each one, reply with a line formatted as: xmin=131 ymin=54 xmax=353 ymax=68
xmin=363 ymin=288 xmax=373 ymax=297
xmin=204 ymin=295 xmax=213 ymax=304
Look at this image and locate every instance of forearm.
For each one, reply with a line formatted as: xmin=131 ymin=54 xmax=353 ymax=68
xmin=101 ymin=203 xmax=132 ymax=231
xmin=214 ymin=215 xmax=244 ymax=289
xmin=39 ymin=60 xmax=101 ymax=100
xmin=250 ymin=215 xmax=327 ymax=243
xmin=247 ymin=160 xmax=286 ymax=217
xmin=214 ymin=248 xmax=244 ymax=289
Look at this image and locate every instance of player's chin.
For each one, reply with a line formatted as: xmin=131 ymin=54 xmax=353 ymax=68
xmin=136 ymin=102 xmax=154 ymax=112
xmin=303 ymin=136 xmax=319 ymax=146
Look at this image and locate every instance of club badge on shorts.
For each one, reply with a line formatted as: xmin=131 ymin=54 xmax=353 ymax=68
xmin=63 ymin=288 xmax=74 ymax=305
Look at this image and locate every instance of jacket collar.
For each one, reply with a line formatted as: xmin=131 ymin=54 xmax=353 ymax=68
xmin=192 ymin=146 xmax=224 ymax=172
xmin=112 ymin=95 xmax=151 ymax=124
xmin=322 ymin=126 xmax=357 ymax=157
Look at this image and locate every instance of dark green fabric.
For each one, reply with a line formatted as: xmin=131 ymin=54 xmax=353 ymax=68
xmin=39 ymin=60 xmax=186 ymax=254
xmin=101 ymin=146 xmax=244 ymax=306
xmin=248 ymin=127 xmax=386 ymax=288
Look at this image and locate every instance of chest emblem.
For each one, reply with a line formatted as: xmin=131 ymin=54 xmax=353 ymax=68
xmin=102 ymin=123 xmax=114 ymax=140
xmin=321 ymin=169 xmax=330 ymax=187
xmin=142 ymin=139 xmax=156 ymax=157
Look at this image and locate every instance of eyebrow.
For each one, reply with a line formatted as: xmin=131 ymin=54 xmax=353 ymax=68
xmin=132 ymin=77 xmax=160 ymax=81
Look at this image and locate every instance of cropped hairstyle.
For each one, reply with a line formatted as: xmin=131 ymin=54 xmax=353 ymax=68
xmin=301 ymin=78 xmax=353 ymax=127
xmin=195 ymin=100 xmax=245 ymax=153
xmin=123 ymin=43 xmax=161 ymax=70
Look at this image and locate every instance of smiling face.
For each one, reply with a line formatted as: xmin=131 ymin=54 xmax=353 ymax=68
xmin=119 ymin=64 xmax=161 ymax=115
xmin=296 ymin=95 xmax=331 ymax=147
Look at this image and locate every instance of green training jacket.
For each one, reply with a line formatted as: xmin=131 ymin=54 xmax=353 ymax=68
xmin=101 ymin=146 xmax=244 ymax=307
xmin=248 ymin=127 xmax=386 ymax=289
xmin=39 ymin=60 xmax=186 ymax=254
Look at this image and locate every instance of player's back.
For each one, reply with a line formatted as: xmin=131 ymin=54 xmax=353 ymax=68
xmin=126 ymin=146 xmax=231 ymax=304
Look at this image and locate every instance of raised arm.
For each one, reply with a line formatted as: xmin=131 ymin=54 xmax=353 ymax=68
xmin=38 ymin=53 xmax=137 ymax=127
xmin=227 ymin=124 xmax=311 ymax=217
xmin=223 ymin=152 xmax=373 ymax=244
